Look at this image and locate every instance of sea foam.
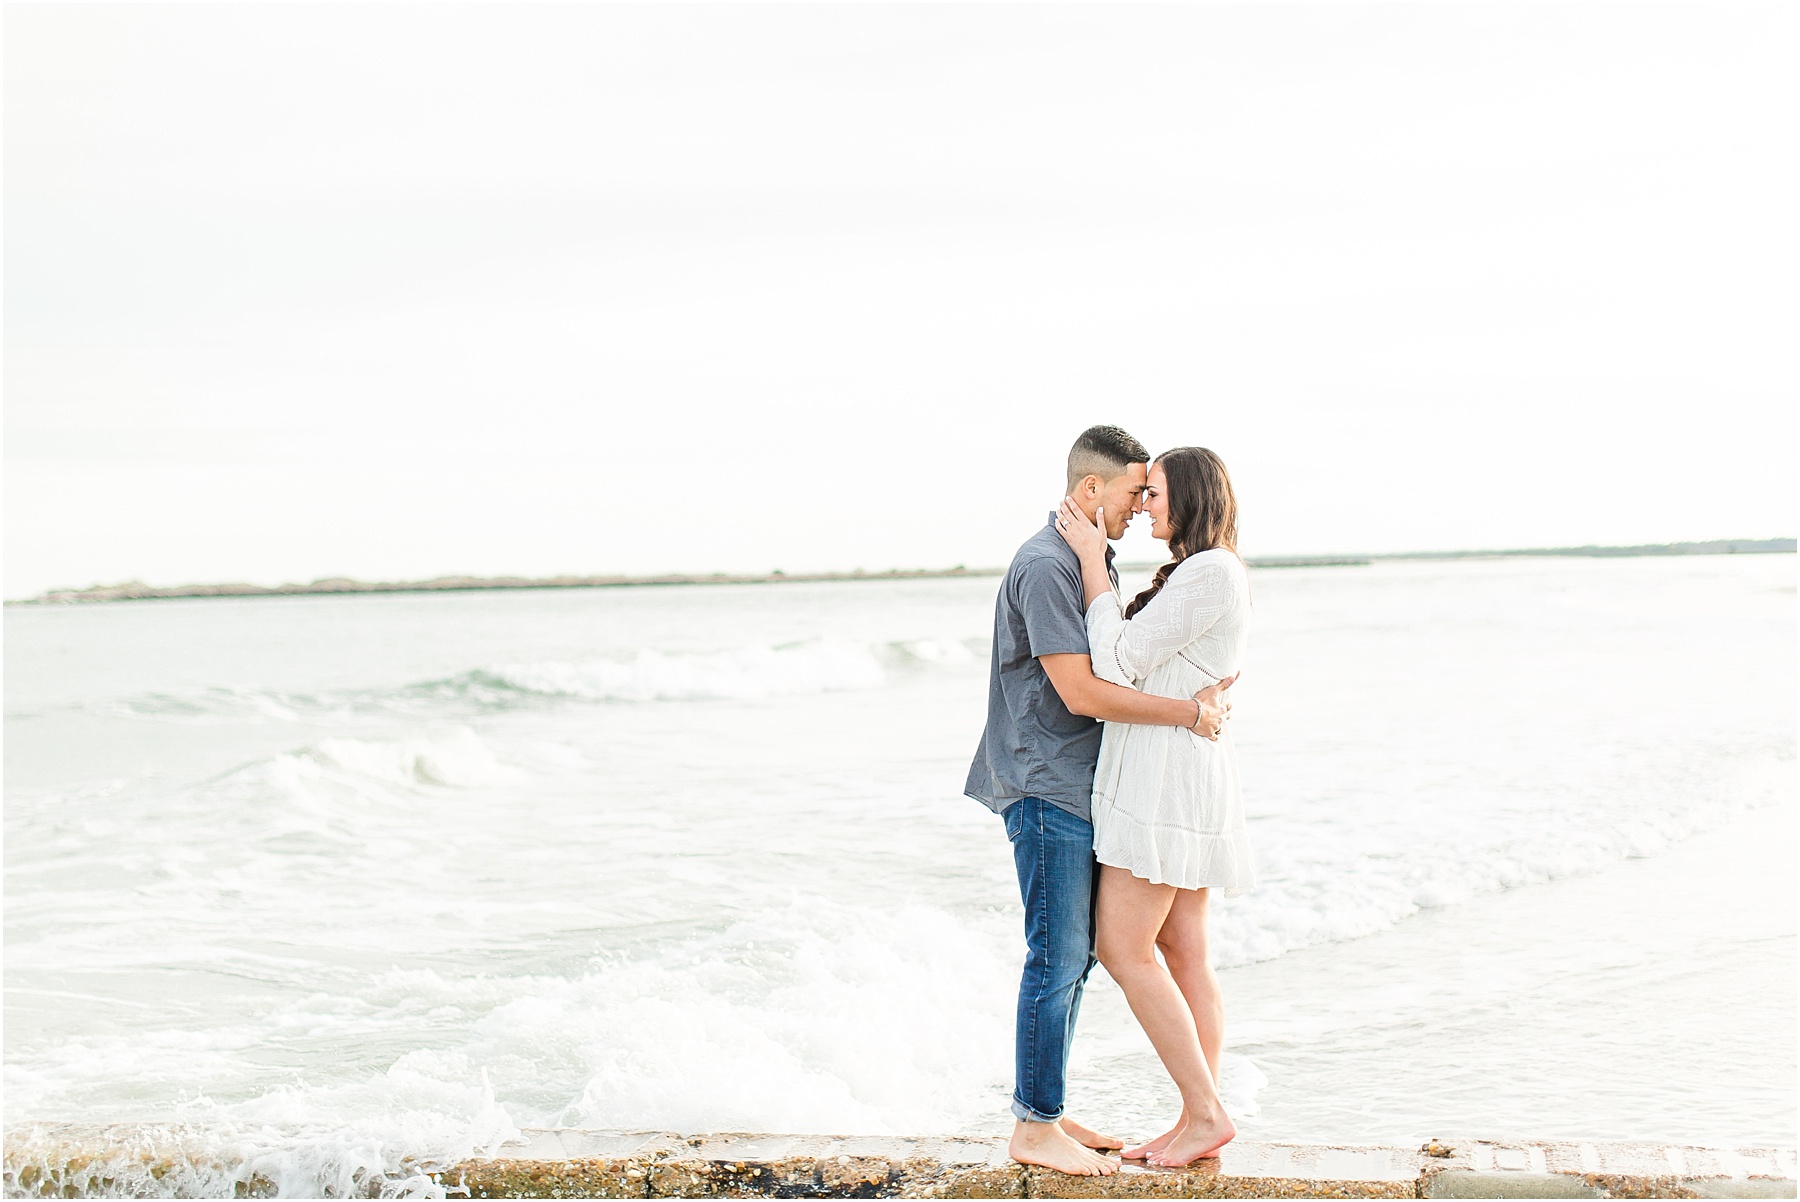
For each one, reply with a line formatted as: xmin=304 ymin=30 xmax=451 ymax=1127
xmin=90 ymin=637 xmax=984 ymax=724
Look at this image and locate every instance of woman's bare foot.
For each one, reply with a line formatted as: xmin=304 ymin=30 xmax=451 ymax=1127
xmin=1058 ymin=1116 xmax=1125 ymax=1152
xmin=1120 ymin=1113 xmax=1187 ymax=1160
xmin=1008 ymin=1120 xmax=1120 ymax=1176
xmin=1146 ymin=1111 xmax=1236 ymax=1167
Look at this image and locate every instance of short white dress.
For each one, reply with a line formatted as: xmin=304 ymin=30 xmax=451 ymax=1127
xmin=1087 ymin=548 xmax=1256 ymax=894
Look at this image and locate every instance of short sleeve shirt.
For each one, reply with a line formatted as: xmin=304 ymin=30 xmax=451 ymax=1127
xmin=964 ymin=515 xmax=1118 ymax=823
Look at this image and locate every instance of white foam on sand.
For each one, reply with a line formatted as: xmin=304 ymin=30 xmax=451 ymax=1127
xmin=5 ymin=897 xmax=1021 ymax=1197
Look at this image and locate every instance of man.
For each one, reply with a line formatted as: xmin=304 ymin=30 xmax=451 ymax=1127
xmin=966 ymin=425 xmax=1231 ymax=1177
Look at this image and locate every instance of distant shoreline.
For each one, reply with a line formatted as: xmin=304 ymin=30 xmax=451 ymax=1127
xmin=11 ymin=538 xmax=1793 ymax=605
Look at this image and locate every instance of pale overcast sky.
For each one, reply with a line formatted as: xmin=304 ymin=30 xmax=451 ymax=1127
xmin=6 ymin=4 xmax=1794 ymax=597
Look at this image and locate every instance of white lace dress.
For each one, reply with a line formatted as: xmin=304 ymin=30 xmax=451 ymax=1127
xmin=1087 ymin=548 xmax=1256 ymax=893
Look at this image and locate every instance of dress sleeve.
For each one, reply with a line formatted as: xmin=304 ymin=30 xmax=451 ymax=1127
xmin=1086 ymin=557 xmax=1232 ymax=687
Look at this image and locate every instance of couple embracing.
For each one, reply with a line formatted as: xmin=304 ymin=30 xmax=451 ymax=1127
xmin=965 ymin=425 xmax=1253 ymax=1176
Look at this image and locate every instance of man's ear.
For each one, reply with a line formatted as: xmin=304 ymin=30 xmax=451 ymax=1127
xmin=1078 ymin=474 xmax=1101 ymax=498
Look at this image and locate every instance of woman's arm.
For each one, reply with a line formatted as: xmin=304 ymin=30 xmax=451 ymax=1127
xmin=1089 ymin=556 xmax=1233 ymax=686
xmin=1039 ymin=653 xmax=1229 ymax=737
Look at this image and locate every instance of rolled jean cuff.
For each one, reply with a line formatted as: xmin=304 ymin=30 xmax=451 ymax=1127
xmin=1012 ymin=1096 xmax=1063 ymax=1124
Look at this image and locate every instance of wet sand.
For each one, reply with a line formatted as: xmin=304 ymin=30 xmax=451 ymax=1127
xmin=1211 ymin=799 xmax=1797 ymax=1144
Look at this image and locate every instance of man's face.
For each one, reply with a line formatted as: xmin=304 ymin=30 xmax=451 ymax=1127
xmin=1096 ymin=462 xmax=1149 ymax=540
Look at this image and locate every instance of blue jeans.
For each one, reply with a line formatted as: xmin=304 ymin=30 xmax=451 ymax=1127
xmin=1003 ymin=796 xmax=1099 ymax=1124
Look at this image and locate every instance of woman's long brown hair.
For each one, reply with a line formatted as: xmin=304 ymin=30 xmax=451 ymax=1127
xmin=1124 ymin=447 xmax=1239 ymax=619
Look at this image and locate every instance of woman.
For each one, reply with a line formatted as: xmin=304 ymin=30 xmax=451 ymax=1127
xmin=1054 ymin=445 xmax=1254 ymax=1167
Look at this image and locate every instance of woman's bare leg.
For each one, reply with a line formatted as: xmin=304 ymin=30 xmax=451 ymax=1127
xmin=1160 ymin=887 xmax=1224 ymax=1088
xmin=1120 ymin=887 xmax=1226 ymax=1160
xmin=1095 ymin=866 xmax=1235 ymax=1165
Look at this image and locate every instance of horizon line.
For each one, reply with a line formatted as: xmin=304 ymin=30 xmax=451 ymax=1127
xmin=9 ymin=538 xmax=1793 ymax=606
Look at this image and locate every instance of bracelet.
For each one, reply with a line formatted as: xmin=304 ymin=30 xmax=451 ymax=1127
xmin=1190 ymin=699 xmax=1204 ymax=731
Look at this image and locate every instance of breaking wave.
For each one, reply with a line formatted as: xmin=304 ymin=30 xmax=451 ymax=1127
xmin=95 ymin=638 xmax=986 ymax=723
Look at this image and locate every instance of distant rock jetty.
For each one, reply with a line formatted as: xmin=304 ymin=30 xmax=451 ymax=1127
xmin=1369 ymin=538 xmax=1795 ymax=562
xmin=16 ymin=567 xmax=986 ymax=606
xmin=14 ymin=539 xmax=1792 ymax=605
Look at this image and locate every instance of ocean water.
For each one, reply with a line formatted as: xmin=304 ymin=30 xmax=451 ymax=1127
xmin=4 ymin=555 xmax=1794 ymax=1196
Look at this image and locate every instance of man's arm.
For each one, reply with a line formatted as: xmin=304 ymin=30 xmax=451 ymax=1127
xmin=1039 ymin=653 xmax=1228 ymax=738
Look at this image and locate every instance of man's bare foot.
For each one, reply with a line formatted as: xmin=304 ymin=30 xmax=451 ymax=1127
xmin=1146 ymin=1111 xmax=1236 ymax=1167
xmin=1008 ymin=1120 xmax=1120 ymax=1176
xmin=1058 ymin=1116 xmax=1125 ymax=1152
xmin=1120 ymin=1113 xmax=1186 ymax=1160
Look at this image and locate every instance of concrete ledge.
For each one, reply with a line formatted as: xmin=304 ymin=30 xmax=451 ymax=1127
xmin=437 ymin=1133 xmax=1026 ymax=1199
xmin=443 ymin=1130 xmax=683 ymax=1199
xmin=426 ymin=1133 xmax=1796 ymax=1200
xmin=5 ymin=1126 xmax=1795 ymax=1198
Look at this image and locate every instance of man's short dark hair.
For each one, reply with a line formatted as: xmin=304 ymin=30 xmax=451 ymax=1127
xmin=1066 ymin=425 xmax=1149 ymax=491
